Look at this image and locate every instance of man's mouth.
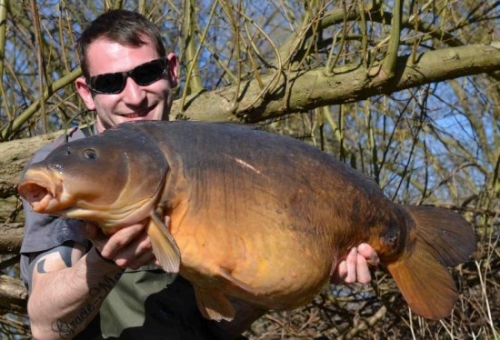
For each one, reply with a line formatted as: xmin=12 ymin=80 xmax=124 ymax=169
xmin=123 ymin=107 xmax=152 ymax=119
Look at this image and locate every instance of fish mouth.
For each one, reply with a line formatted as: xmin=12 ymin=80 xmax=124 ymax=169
xmin=18 ymin=170 xmax=63 ymax=213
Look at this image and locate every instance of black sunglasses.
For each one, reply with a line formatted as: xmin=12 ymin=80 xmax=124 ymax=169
xmin=87 ymin=58 xmax=168 ymax=94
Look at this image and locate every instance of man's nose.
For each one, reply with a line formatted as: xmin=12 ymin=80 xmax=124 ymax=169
xmin=121 ymin=77 xmax=146 ymax=104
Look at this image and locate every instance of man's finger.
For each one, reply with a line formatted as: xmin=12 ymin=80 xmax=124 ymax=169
xmin=343 ymin=248 xmax=358 ymax=284
xmin=357 ymin=243 xmax=380 ymax=266
xmin=100 ymin=224 xmax=145 ymax=257
xmin=330 ymin=260 xmax=347 ymax=284
xmin=355 ymin=254 xmax=371 ymax=284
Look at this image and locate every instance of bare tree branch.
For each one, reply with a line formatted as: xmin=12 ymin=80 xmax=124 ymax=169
xmin=171 ymin=43 xmax=500 ymax=122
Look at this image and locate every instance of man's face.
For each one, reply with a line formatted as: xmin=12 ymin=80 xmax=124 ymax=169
xmin=75 ymin=37 xmax=178 ymax=133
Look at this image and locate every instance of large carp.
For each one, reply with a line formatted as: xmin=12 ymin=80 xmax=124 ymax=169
xmin=18 ymin=121 xmax=476 ymax=321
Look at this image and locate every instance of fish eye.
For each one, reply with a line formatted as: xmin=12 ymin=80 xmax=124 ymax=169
xmin=83 ymin=148 xmax=97 ymax=160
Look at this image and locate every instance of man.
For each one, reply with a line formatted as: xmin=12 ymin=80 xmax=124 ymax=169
xmin=20 ymin=9 xmax=378 ymax=340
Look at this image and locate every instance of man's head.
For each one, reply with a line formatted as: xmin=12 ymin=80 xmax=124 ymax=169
xmin=75 ymin=10 xmax=179 ymax=132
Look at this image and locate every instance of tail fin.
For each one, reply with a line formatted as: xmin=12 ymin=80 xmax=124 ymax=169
xmin=386 ymin=205 xmax=476 ymax=320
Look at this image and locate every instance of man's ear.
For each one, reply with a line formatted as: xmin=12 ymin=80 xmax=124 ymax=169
xmin=75 ymin=76 xmax=96 ymax=110
xmin=166 ymin=53 xmax=180 ymax=88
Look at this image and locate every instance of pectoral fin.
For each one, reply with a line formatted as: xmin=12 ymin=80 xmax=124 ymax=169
xmin=147 ymin=212 xmax=181 ymax=274
xmin=194 ymin=288 xmax=235 ymax=322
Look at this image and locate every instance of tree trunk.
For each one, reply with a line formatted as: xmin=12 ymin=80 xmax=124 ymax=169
xmin=0 ymin=131 xmax=63 ymax=199
xmin=0 ymin=273 xmax=28 ymax=314
xmin=0 ymin=223 xmax=24 ymax=253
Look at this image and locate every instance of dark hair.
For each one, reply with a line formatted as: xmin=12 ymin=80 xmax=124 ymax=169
xmin=77 ymin=9 xmax=166 ymax=79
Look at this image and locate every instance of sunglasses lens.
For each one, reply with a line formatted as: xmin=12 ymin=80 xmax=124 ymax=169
xmin=131 ymin=59 xmax=166 ymax=86
xmin=89 ymin=58 xmax=167 ymax=94
xmin=90 ymin=73 xmax=126 ymax=94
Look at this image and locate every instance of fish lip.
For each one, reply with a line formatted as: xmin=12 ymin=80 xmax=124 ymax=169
xmin=18 ymin=170 xmax=62 ymax=213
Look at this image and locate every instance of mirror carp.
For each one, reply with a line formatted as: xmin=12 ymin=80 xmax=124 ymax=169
xmin=18 ymin=121 xmax=476 ymax=321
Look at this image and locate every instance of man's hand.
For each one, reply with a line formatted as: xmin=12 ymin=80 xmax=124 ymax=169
xmin=331 ymin=243 xmax=380 ymax=284
xmin=84 ymin=223 xmax=157 ymax=269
